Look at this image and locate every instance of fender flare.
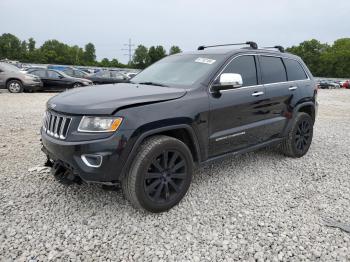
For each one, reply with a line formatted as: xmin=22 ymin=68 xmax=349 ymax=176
xmin=283 ymin=101 xmax=316 ymax=136
xmin=120 ymin=124 xmax=201 ymax=179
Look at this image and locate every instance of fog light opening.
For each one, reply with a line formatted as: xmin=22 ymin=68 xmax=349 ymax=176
xmin=81 ymin=154 xmax=103 ymax=168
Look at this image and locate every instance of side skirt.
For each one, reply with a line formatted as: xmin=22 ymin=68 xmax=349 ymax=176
xmin=203 ymin=138 xmax=283 ymax=164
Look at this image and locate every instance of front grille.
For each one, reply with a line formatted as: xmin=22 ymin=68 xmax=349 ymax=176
xmin=43 ymin=111 xmax=72 ymax=140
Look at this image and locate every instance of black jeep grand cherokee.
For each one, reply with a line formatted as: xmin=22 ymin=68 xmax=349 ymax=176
xmin=41 ymin=42 xmax=317 ymax=212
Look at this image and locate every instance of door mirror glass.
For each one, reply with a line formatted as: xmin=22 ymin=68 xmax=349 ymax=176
xmin=212 ymin=73 xmax=243 ymax=92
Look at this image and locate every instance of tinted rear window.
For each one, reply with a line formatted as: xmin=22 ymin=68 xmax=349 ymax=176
xmin=284 ymin=58 xmax=308 ymax=81
xmin=260 ymin=56 xmax=287 ymax=84
xmin=222 ymin=55 xmax=257 ymax=86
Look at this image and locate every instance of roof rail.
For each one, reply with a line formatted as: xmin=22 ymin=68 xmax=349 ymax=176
xmin=197 ymin=41 xmax=258 ymax=51
xmin=262 ymin=45 xmax=285 ymax=53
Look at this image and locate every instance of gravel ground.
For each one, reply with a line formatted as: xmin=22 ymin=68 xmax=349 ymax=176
xmin=0 ymin=89 xmax=349 ymax=261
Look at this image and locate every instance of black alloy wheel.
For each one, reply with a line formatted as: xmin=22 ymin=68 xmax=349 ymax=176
xmin=280 ymin=112 xmax=313 ymax=158
xmin=122 ymin=135 xmax=193 ymax=213
xmin=144 ymin=150 xmax=187 ymax=203
xmin=295 ymin=119 xmax=311 ymax=153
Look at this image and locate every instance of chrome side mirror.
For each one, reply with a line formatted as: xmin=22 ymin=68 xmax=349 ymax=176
xmin=212 ymin=73 xmax=243 ymax=92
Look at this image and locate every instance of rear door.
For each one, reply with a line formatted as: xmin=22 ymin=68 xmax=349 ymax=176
xmin=208 ymin=55 xmax=269 ymax=157
xmin=258 ymin=55 xmax=301 ymax=137
xmin=283 ymin=58 xmax=310 ymax=95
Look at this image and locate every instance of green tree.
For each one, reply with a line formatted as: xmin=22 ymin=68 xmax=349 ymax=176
xmin=132 ymin=45 xmax=149 ymax=69
xmin=110 ymin=58 xmax=121 ymax=67
xmin=99 ymin=58 xmax=111 ymax=67
xmin=320 ymin=38 xmax=350 ymax=78
xmin=28 ymin=38 xmax=36 ymax=53
xmin=148 ymin=45 xmax=166 ymax=65
xmin=40 ymin=39 xmax=70 ymax=64
xmin=83 ymin=43 xmax=96 ymax=65
xmin=0 ymin=33 xmax=22 ymax=60
xmin=169 ymin=45 xmax=181 ymax=55
xmin=20 ymin=40 xmax=28 ymax=60
xmin=286 ymin=39 xmax=328 ymax=76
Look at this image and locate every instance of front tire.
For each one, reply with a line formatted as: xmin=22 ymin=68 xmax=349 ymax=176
xmin=73 ymin=82 xmax=82 ymax=88
xmin=122 ymin=135 xmax=193 ymax=213
xmin=7 ymin=80 xmax=23 ymax=93
xmin=281 ymin=112 xmax=313 ymax=158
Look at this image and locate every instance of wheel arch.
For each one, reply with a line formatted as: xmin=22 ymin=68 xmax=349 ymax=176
xmin=295 ymin=102 xmax=316 ymax=123
xmin=120 ymin=124 xmax=201 ymax=179
xmin=6 ymin=78 xmax=23 ymax=86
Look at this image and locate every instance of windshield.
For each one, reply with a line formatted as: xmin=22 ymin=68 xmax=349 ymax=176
xmin=0 ymin=62 xmax=20 ymax=72
xmin=131 ymin=54 xmax=225 ymax=86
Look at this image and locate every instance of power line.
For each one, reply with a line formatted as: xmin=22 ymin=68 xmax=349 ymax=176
xmin=121 ymin=38 xmax=135 ymax=64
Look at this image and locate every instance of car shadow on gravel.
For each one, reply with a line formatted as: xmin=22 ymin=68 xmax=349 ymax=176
xmin=193 ymin=146 xmax=285 ymax=184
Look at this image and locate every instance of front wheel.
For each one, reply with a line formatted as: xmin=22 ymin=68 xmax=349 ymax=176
xmin=280 ymin=112 xmax=313 ymax=158
xmin=7 ymin=80 xmax=23 ymax=93
xmin=122 ymin=135 xmax=193 ymax=213
xmin=73 ymin=82 xmax=82 ymax=88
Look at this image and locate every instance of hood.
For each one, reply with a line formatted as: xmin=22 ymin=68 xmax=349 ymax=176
xmin=47 ymin=83 xmax=187 ymax=115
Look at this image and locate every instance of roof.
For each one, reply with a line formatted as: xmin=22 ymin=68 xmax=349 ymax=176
xmin=182 ymin=47 xmax=300 ymax=60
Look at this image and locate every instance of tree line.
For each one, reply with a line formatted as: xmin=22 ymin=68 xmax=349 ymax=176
xmin=286 ymin=38 xmax=350 ymax=78
xmin=0 ymin=33 xmax=349 ymax=77
xmin=0 ymin=33 xmax=181 ymax=69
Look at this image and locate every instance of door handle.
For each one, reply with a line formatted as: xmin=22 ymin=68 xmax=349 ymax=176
xmin=289 ymin=86 xmax=298 ymax=91
xmin=252 ymin=91 xmax=264 ymax=97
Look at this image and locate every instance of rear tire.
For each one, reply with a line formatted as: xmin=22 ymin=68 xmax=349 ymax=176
xmin=280 ymin=112 xmax=313 ymax=158
xmin=122 ymin=135 xmax=193 ymax=213
xmin=7 ymin=80 xmax=23 ymax=93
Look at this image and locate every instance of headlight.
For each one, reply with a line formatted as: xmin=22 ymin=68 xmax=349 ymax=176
xmin=83 ymin=81 xmax=91 ymax=85
xmin=78 ymin=116 xmax=123 ymax=132
xmin=24 ymin=75 xmax=35 ymax=80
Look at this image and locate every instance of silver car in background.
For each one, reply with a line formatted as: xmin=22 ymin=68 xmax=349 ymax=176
xmin=0 ymin=62 xmax=42 ymax=93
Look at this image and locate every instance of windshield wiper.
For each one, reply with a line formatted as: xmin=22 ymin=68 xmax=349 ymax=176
xmin=137 ymin=81 xmax=168 ymax=87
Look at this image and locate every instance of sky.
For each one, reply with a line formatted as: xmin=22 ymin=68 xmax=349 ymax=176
xmin=0 ymin=0 xmax=349 ymax=63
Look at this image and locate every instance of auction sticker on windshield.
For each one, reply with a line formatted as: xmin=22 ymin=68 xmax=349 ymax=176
xmin=195 ymin=57 xmax=216 ymax=65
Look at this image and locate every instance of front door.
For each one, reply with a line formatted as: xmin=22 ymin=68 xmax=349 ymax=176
xmin=208 ymin=55 xmax=270 ymax=157
xmin=46 ymin=70 xmax=67 ymax=89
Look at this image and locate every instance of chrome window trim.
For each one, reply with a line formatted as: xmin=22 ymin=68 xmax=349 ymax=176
xmin=208 ymin=53 xmax=311 ymax=94
xmin=209 ymin=54 xmax=259 ymax=93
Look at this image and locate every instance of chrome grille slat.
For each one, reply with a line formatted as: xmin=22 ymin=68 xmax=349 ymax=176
xmin=43 ymin=111 xmax=71 ymax=140
xmin=53 ymin=117 xmax=60 ymax=137
xmin=59 ymin=118 xmax=67 ymax=139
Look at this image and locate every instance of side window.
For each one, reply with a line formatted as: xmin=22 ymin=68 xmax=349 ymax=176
xmin=47 ymin=70 xmax=61 ymax=79
xmin=284 ymin=59 xmax=308 ymax=81
xmin=31 ymin=69 xmax=46 ymax=78
xmin=260 ymin=56 xmax=287 ymax=84
xmin=111 ymin=72 xmax=125 ymax=79
xmin=102 ymin=71 xmax=111 ymax=78
xmin=74 ymin=70 xmax=83 ymax=77
xmin=63 ymin=69 xmax=73 ymax=76
xmin=222 ymin=55 xmax=257 ymax=87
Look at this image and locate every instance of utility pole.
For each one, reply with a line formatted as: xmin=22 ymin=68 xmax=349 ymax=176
xmin=122 ymin=38 xmax=135 ymax=64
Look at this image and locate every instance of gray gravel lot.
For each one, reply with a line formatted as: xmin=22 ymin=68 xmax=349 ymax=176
xmin=0 ymin=89 xmax=349 ymax=261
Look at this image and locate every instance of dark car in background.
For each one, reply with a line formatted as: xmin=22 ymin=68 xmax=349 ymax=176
xmin=0 ymin=62 xmax=42 ymax=93
xmin=27 ymin=68 xmax=92 ymax=91
xmin=86 ymin=70 xmax=129 ymax=85
xmin=317 ymin=80 xmax=340 ymax=89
